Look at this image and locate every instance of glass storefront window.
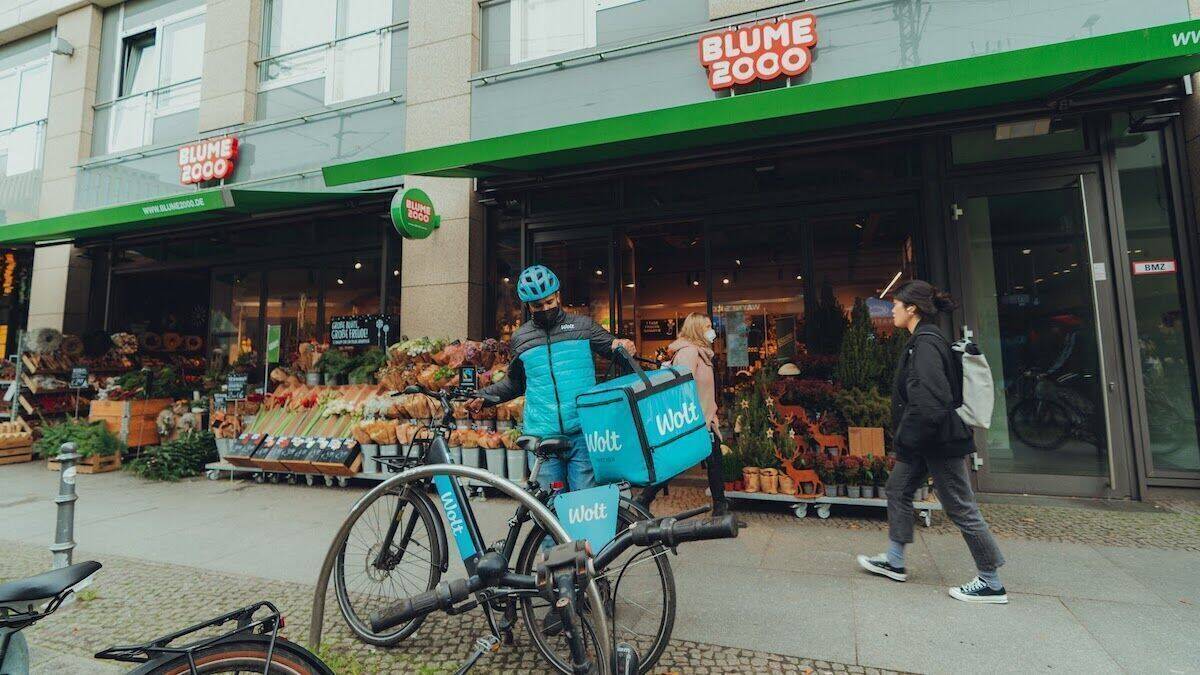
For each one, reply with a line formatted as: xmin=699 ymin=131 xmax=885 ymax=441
xmin=325 ymin=254 xmax=382 ymax=321
xmin=617 ymin=221 xmax=705 ymax=361
xmin=1112 ymin=112 xmax=1200 ymax=474
xmin=951 ymin=118 xmax=1086 ymax=165
xmin=264 ymin=268 xmax=320 ymax=366
xmin=533 ymin=234 xmax=610 ymax=330
xmin=487 ymin=215 xmax=522 ymax=341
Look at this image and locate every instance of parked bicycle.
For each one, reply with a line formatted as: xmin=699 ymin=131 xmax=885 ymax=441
xmin=1008 ymin=368 xmax=1100 ymax=451
xmin=328 ymin=385 xmax=717 ymax=673
xmin=0 ymin=562 xmax=330 ymax=674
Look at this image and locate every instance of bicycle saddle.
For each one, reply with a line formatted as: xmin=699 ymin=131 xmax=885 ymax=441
xmin=0 ymin=561 xmax=101 ymax=604
xmin=516 ymin=435 xmax=574 ymax=458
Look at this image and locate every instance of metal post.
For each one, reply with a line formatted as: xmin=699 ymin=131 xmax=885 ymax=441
xmin=50 ymin=442 xmax=79 ymax=570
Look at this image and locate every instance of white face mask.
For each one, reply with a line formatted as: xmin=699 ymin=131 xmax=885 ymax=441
xmin=703 ymin=328 xmax=717 ymax=343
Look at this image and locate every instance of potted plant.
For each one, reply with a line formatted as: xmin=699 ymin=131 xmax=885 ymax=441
xmin=318 ymin=349 xmax=351 ymax=385
xmin=721 ymin=450 xmax=745 ymax=492
xmin=844 ymin=456 xmax=862 ymax=498
xmin=815 ymin=452 xmax=837 ymax=497
xmin=872 ymin=455 xmax=891 ymax=499
xmin=861 ymin=455 xmax=877 ymax=498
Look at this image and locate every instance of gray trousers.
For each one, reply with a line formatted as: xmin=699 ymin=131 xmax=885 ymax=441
xmin=886 ymin=454 xmax=1005 ymax=572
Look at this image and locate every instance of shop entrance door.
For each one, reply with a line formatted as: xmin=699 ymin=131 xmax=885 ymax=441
xmin=951 ymin=173 xmax=1132 ymax=497
xmin=529 ymin=228 xmax=615 ymax=331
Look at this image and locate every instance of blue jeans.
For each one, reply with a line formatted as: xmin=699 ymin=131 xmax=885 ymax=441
xmin=528 ymin=431 xmax=595 ymax=494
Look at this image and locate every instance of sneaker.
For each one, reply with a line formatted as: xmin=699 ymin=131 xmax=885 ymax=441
xmin=856 ymin=554 xmax=907 ymax=582
xmin=949 ymin=577 xmax=1008 ymax=604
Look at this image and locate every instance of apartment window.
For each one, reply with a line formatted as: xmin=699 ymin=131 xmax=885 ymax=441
xmin=260 ymin=0 xmax=394 ymax=106
xmin=0 ymin=59 xmax=50 ymax=177
xmin=108 ymin=8 xmax=205 ymax=154
xmin=510 ymin=0 xmax=595 ymax=63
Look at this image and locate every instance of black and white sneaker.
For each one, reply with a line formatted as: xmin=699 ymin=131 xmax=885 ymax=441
xmin=856 ymin=554 xmax=907 ymax=582
xmin=949 ymin=577 xmax=1008 ymax=604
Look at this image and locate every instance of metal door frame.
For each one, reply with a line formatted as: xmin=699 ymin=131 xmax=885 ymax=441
xmin=947 ymin=170 xmax=1134 ymax=498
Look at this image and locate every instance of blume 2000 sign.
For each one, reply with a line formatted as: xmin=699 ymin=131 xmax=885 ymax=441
xmin=699 ymin=14 xmax=817 ymax=90
xmin=179 ymin=136 xmax=239 ymax=185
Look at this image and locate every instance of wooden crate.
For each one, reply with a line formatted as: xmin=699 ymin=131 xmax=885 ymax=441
xmin=47 ymin=453 xmax=122 ymax=474
xmin=0 ymin=447 xmax=34 ymax=465
xmin=848 ymin=427 xmax=886 ymax=457
xmin=0 ymin=418 xmax=33 ymax=450
xmin=89 ymin=398 xmax=172 ymax=447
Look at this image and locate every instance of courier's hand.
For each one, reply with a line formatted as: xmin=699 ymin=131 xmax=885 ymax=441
xmin=612 ymin=339 xmax=636 ymax=355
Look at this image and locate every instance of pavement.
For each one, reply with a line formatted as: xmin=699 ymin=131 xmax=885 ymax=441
xmin=1 ymin=462 xmax=1198 ymax=674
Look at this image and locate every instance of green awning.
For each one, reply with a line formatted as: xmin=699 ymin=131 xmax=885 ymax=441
xmin=0 ymin=187 xmax=389 ymax=245
xmin=324 ymin=19 xmax=1200 ymax=185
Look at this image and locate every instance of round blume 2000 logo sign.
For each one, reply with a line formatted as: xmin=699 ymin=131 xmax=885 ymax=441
xmin=391 ymin=188 xmax=441 ymax=239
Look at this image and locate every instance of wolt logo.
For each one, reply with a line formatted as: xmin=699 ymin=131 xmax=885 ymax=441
xmin=654 ymin=402 xmax=700 ymax=435
xmin=441 ymin=490 xmax=465 ymax=536
xmin=568 ymin=502 xmax=609 ymax=524
xmin=586 ymin=429 xmax=622 ymax=453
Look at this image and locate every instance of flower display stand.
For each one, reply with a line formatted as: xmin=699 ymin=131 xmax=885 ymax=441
xmin=720 ymin=488 xmax=942 ymax=526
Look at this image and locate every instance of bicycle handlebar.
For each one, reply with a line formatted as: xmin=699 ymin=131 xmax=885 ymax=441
xmin=630 ymin=514 xmax=740 ymax=548
xmin=369 ymin=577 xmax=480 ymax=632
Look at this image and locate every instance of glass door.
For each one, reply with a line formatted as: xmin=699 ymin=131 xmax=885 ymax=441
xmin=953 ymin=173 xmax=1131 ymax=497
xmin=529 ymin=228 xmax=614 ymax=332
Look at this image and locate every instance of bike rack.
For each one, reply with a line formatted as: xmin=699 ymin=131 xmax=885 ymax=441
xmin=308 ymin=463 xmax=614 ymax=674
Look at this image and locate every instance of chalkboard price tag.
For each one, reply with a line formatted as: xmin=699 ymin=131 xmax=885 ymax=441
xmin=226 ymin=374 xmax=248 ymax=401
xmin=69 ymin=367 xmax=88 ymax=389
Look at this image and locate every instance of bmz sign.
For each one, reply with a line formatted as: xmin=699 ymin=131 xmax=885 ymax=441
xmin=699 ymin=14 xmax=818 ymax=90
xmin=178 ymin=136 xmax=238 ymax=185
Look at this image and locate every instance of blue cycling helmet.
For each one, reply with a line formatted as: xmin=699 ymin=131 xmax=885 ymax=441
xmin=516 ymin=265 xmax=560 ymax=302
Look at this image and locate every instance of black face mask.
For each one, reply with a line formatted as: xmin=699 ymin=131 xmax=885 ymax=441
xmin=531 ymin=306 xmax=563 ymax=329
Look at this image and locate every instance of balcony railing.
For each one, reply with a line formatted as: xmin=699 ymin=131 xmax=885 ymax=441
xmin=0 ymin=119 xmax=47 ymax=177
xmin=257 ymin=20 xmax=408 ymax=106
xmin=95 ymin=78 xmax=202 ymax=155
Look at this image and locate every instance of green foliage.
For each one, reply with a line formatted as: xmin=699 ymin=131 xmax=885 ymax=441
xmin=126 ymin=431 xmax=217 ymax=481
xmin=117 ymin=367 xmax=187 ymax=399
xmin=76 ymin=588 xmax=100 ymax=603
xmin=35 ymin=420 xmax=125 ymax=459
xmin=348 ymin=347 xmax=387 ymax=384
xmin=836 ymin=298 xmax=887 ymax=391
xmin=318 ymin=349 xmax=352 ymax=378
xmin=835 ymin=387 xmax=892 ymax=432
xmin=805 ymin=280 xmax=848 ymax=355
xmin=731 ymin=373 xmax=780 ymax=469
xmin=720 ymin=448 xmax=744 ymax=482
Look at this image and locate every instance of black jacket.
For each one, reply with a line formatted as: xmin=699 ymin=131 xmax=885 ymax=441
xmin=891 ymin=323 xmax=973 ymax=459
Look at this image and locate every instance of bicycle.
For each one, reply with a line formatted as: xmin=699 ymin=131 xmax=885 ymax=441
xmin=1008 ymin=368 xmax=1099 ymax=451
xmin=0 ymin=562 xmax=330 ymax=674
xmin=327 ymin=385 xmax=700 ymax=673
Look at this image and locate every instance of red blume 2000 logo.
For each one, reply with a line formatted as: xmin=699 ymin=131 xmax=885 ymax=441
xmin=698 ymin=14 xmax=818 ymax=90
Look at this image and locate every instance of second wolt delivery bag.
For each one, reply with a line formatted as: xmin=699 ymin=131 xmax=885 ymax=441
xmin=576 ymin=349 xmax=711 ymax=486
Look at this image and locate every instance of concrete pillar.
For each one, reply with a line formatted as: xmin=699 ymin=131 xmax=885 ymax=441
xmin=197 ymin=0 xmax=261 ymax=131
xmin=400 ymin=1 xmax=484 ymax=339
xmin=29 ymin=4 xmax=103 ymax=332
xmin=1186 ymin=1 xmax=1200 ymax=232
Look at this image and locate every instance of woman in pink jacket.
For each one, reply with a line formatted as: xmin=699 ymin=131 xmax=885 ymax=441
xmin=636 ymin=313 xmax=729 ymax=516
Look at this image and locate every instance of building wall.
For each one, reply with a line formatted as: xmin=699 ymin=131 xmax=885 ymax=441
xmin=1185 ymin=0 xmax=1200 ymax=234
xmin=471 ymin=0 xmax=1193 ymax=139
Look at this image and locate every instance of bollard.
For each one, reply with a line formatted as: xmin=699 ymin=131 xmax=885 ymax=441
xmin=50 ymin=442 xmax=79 ymax=570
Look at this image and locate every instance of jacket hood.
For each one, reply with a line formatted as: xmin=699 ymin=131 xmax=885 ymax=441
xmin=669 ymin=338 xmax=714 ymax=363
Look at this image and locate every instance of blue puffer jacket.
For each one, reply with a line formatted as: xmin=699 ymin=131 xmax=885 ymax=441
xmin=480 ymin=309 xmax=616 ymax=437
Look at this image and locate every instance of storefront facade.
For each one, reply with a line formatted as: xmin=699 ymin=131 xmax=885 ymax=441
xmin=2 ymin=0 xmax=1200 ymax=500
xmin=322 ymin=1 xmax=1200 ymax=500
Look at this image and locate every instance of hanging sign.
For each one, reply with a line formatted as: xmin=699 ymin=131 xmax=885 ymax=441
xmin=1132 ymin=260 xmax=1177 ymax=276
xmin=330 ymin=314 xmax=397 ymax=348
xmin=699 ymin=14 xmax=818 ymax=90
xmin=266 ymin=325 xmax=282 ymax=363
xmin=391 ymin=187 xmax=441 ymax=239
xmin=178 ymin=136 xmax=239 ymax=185
xmin=639 ymin=319 xmax=678 ymax=341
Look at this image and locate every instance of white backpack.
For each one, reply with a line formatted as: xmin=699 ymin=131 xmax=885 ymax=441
xmin=952 ymin=338 xmax=994 ymax=430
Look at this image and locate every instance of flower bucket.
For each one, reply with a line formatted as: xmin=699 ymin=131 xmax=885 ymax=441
xmin=760 ymin=468 xmax=780 ymax=494
xmin=485 ymin=447 xmax=506 ymax=477
xmin=742 ymin=467 xmax=761 ymax=493
xmin=506 ymin=448 xmax=527 ymax=482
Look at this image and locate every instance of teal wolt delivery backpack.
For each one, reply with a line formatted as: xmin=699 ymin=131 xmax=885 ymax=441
xmin=576 ymin=348 xmax=712 ymax=486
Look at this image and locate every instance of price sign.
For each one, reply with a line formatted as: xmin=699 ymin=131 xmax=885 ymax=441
xmin=459 ymin=365 xmax=478 ymax=392
xmin=213 ymin=393 xmax=227 ymax=411
xmin=226 ymin=374 xmax=248 ymax=401
xmin=69 ymin=367 xmax=88 ymax=389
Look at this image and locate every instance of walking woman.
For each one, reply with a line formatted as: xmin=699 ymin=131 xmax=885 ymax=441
xmin=636 ymin=312 xmax=730 ymax=517
xmin=857 ymin=280 xmax=1008 ymax=603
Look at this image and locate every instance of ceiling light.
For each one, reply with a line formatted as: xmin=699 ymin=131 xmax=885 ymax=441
xmin=880 ymin=270 xmax=903 ymax=298
xmin=1014 ymin=285 xmax=1025 ymax=291
xmin=691 ymin=279 xmax=700 ymax=287
xmin=795 ymin=274 xmax=803 ymax=280
xmin=1052 ymin=271 xmax=1060 ymax=276
xmin=594 ymin=269 xmax=603 ymax=276
xmin=336 ymin=278 xmax=345 ymax=285
xmin=625 ymin=283 xmax=635 ymax=288
xmin=501 ymin=276 xmax=509 ymax=283
xmin=1071 ymin=262 xmax=1078 ymax=267
xmin=1134 ymin=249 xmax=1143 ymax=254
xmin=1036 ymin=278 xmax=1045 ymax=283
xmin=353 ymin=261 xmax=362 ymax=270
xmin=853 ymin=222 xmax=863 ymax=229
xmin=393 ymin=269 xmax=400 ymax=277
xmin=1022 ymin=248 xmax=1032 ymax=255
xmin=722 ymin=278 xmax=730 ymax=285
xmin=735 ymin=259 xmax=742 ymax=266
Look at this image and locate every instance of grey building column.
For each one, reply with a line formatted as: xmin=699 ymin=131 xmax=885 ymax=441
xmin=197 ymin=0 xmax=262 ymax=132
xmin=29 ymin=5 xmax=103 ymax=332
xmin=399 ymin=1 xmax=484 ymax=339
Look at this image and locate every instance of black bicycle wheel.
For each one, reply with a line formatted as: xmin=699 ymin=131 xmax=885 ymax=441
xmin=516 ymin=500 xmax=675 ymax=674
xmin=334 ymin=484 xmax=445 ymax=646
xmin=134 ymin=636 xmax=333 ymax=675
xmin=1010 ymin=398 xmax=1071 ymax=450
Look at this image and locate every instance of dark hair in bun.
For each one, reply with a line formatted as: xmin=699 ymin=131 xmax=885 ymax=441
xmin=894 ymin=279 xmax=957 ymax=318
